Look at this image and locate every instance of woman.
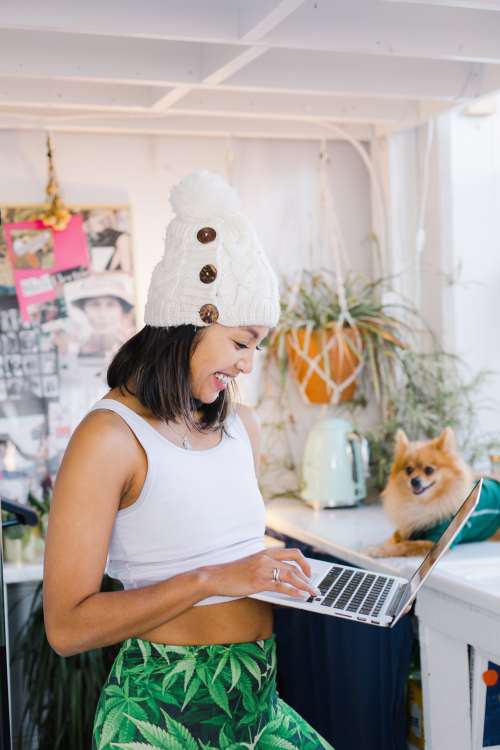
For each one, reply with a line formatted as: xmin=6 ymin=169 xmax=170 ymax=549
xmin=43 ymin=171 xmax=333 ymax=749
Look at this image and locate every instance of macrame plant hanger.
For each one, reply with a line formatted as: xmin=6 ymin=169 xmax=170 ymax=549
xmin=285 ymin=139 xmax=364 ymax=406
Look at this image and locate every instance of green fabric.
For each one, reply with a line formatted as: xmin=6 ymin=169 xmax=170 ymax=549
xmin=92 ymin=634 xmax=334 ymax=750
xmin=410 ymin=478 xmax=500 ymax=549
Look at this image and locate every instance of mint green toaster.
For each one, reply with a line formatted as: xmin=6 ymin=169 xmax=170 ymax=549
xmin=300 ymin=417 xmax=367 ymax=509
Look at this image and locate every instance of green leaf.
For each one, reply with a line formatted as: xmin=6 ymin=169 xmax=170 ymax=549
xmin=259 ymin=735 xmax=298 ymax=750
xmin=211 ymin=650 xmax=230 ymax=684
xmin=181 ymin=676 xmax=201 ymax=711
xmin=111 ymin=743 xmax=157 ymax=749
xmin=207 ymin=677 xmax=231 ymax=717
xmin=183 ymin=659 xmax=196 ymax=691
xmin=97 ymin=704 xmax=124 ymax=749
xmin=237 ymin=652 xmax=262 ymax=688
xmin=138 ymin=639 xmax=151 ymax=665
xmin=217 ymin=725 xmax=232 ymax=750
xmin=162 ymin=709 xmax=198 ymax=750
xmin=123 ymin=713 xmax=170 ymax=746
xmin=229 ymin=655 xmax=241 ymax=692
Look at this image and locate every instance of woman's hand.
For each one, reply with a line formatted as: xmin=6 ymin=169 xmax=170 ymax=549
xmin=204 ymin=548 xmax=320 ymax=599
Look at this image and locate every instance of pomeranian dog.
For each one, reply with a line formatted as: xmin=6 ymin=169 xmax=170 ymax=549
xmin=368 ymin=426 xmax=500 ymax=557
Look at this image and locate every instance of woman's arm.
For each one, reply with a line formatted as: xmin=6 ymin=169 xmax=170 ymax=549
xmin=43 ymin=411 xmax=211 ymax=657
xmin=44 ymin=410 xmax=317 ymax=657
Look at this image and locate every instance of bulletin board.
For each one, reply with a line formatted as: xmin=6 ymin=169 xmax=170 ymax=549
xmin=0 ymin=204 xmax=137 ymax=505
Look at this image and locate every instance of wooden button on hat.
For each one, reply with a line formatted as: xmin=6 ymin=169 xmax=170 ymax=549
xmin=199 ymin=265 xmax=217 ymax=284
xmin=199 ymin=304 xmax=219 ymax=324
xmin=197 ymin=227 xmax=216 ymax=244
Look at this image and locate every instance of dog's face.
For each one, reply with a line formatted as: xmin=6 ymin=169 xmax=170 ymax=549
xmin=387 ymin=427 xmax=466 ymax=505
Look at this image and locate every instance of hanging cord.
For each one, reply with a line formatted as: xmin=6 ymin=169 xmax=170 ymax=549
xmin=414 ymin=119 xmax=435 ymax=308
xmin=318 ymin=120 xmax=389 ymax=280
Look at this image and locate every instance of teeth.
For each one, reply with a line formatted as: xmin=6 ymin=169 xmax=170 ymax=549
xmin=215 ymin=372 xmax=230 ymax=385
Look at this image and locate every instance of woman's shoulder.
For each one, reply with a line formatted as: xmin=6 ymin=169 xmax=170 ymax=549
xmin=70 ymin=402 xmax=139 ymax=454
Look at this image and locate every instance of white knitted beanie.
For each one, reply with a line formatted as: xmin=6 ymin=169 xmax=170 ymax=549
xmin=144 ymin=171 xmax=281 ymax=329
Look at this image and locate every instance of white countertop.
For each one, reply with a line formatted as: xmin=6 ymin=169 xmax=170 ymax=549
xmin=4 ymin=560 xmax=43 ymax=584
xmin=266 ymin=497 xmax=500 ymax=616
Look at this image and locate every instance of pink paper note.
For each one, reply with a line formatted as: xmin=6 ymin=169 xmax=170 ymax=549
xmin=3 ymin=214 xmax=90 ymax=321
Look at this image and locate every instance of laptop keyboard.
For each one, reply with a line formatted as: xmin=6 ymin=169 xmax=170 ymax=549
xmin=308 ymin=565 xmax=395 ymax=618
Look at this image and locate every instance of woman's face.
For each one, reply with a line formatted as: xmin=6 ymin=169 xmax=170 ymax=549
xmin=190 ymin=323 xmax=269 ymax=404
xmin=81 ymin=296 xmax=125 ymax=332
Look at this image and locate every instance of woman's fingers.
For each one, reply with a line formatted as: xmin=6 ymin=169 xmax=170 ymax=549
xmin=267 ymin=547 xmax=312 ymax=578
xmin=270 ymin=563 xmax=319 ymax=598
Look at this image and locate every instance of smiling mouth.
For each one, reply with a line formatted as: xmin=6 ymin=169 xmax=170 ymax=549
xmin=412 ymin=481 xmax=436 ymax=496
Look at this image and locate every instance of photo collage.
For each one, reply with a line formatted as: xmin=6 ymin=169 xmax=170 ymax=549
xmin=0 ymin=205 xmax=136 ymax=503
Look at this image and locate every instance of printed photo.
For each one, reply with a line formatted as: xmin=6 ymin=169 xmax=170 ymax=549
xmin=18 ymin=329 xmax=39 ymax=353
xmin=82 ymin=208 xmax=132 ymax=273
xmin=6 ymin=378 xmax=24 ymax=400
xmin=9 ymin=228 xmax=54 ymax=270
xmin=40 ymin=352 xmax=58 ymax=376
xmin=5 ymin=354 xmax=23 ymax=378
xmin=22 ymin=354 xmax=39 ymax=376
xmin=42 ymin=375 xmax=59 ymax=399
xmin=28 ymin=296 xmax=68 ymax=329
xmin=1 ymin=332 xmax=19 ymax=355
xmin=64 ymin=272 xmax=135 ymax=358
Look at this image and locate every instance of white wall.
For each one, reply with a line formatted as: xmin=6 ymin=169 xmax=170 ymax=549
xmin=446 ymin=107 xmax=500 ymax=440
xmin=384 ymin=110 xmax=500 ymax=450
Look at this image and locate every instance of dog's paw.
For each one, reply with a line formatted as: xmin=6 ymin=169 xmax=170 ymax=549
xmin=363 ymin=544 xmax=391 ymax=558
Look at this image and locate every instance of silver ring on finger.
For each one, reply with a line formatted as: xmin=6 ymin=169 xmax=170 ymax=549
xmin=272 ymin=567 xmax=281 ymax=584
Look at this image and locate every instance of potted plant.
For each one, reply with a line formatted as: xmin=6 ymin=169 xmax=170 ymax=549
xmin=267 ymin=269 xmax=407 ymax=405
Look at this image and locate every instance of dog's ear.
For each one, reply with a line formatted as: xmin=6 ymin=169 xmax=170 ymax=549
xmin=435 ymin=426 xmax=456 ymax=453
xmin=394 ymin=429 xmax=410 ymax=455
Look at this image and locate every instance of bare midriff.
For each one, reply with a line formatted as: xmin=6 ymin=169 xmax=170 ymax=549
xmin=105 ymin=389 xmax=274 ymax=646
xmin=138 ymin=598 xmax=274 ymax=646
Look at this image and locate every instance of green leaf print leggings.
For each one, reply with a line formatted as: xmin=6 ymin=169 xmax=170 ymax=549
xmin=92 ymin=634 xmax=335 ymax=749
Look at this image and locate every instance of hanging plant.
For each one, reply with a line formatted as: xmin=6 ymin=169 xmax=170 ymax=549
xmin=267 ymin=269 xmax=408 ymax=405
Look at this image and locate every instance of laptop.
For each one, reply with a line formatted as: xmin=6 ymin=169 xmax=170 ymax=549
xmin=252 ymin=479 xmax=483 ymax=628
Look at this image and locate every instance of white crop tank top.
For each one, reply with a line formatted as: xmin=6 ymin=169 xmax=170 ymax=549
xmin=88 ymin=398 xmax=266 ymax=606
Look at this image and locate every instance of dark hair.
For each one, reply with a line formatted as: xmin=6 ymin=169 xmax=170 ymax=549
xmin=107 ymin=325 xmax=238 ymax=433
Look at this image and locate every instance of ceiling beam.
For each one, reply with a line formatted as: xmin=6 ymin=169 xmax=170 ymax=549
xmin=262 ymin=0 xmax=500 ymax=65
xmin=0 ymin=0 xmax=241 ymax=41
xmin=0 ymin=78 xmax=451 ymax=126
xmin=171 ymin=89 xmax=452 ymax=124
xmin=0 ymin=77 xmax=163 ymax=110
xmin=0 ymin=108 xmax=375 ymax=140
xmin=152 ymin=0 xmax=306 ymax=111
xmin=225 ymin=49 xmax=500 ymax=101
xmin=384 ymin=0 xmax=500 ymax=10
xmin=0 ymin=29 xmax=241 ymax=85
xmin=3 ymin=28 xmax=499 ymax=101
xmin=2 ymin=0 xmax=500 ymax=64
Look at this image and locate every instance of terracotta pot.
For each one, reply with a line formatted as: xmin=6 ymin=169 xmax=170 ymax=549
xmin=285 ymin=324 xmax=362 ymax=404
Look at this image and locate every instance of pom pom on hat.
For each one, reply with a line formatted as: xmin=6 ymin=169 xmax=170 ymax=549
xmin=170 ymin=170 xmax=241 ymax=222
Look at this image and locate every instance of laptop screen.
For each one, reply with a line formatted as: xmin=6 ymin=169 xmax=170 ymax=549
xmin=396 ymin=479 xmax=482 ymax=616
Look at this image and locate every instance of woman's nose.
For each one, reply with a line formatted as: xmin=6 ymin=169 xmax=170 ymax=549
xmin=237 ymin=350 xmax=255 ymax=374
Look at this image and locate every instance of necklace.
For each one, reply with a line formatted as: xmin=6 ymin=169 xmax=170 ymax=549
xmin=166 ymin=421 xmax=192 ymax=450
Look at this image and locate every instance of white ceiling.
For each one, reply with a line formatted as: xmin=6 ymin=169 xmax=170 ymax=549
xmin=1 ymin=0 xmax=500 ymax=140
